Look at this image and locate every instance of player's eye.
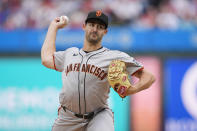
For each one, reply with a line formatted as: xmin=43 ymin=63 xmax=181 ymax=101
xmin=98 ymin=25 xmax=105 ymax=30
xmin=89 ymin=23 xmax=95 ymax=27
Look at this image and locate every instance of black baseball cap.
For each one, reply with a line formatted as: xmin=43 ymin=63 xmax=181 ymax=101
xmin=85 ymin=10 xmax=108 ymax=28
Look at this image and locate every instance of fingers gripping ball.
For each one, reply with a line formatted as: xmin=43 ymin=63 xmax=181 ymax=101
xmin=59 ymin=15 xmax=69 ymax=27
xmin=60 ymin=16 xmax=69 ymax=23
xmin=108 ymin=60 xmax=131 ymax=98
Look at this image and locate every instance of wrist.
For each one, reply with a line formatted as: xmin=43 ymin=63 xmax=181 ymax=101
xmin=49 ymin=24 xmax=58 ymax=32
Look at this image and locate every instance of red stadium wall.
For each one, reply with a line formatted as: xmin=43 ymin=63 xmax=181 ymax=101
xmin=130 ymin=56 xmax=162 ymax=131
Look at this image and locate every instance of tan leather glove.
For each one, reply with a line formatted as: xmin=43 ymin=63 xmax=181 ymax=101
xmin=108 ymin=60 xmax=131 ymax=98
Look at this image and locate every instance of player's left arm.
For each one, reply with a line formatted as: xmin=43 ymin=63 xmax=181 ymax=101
xmin=125 ymin=69 xmax=155 ymax=96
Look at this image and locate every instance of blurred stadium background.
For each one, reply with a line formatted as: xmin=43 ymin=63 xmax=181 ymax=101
xmin=0 ymin=0 xmax=197 ymax=131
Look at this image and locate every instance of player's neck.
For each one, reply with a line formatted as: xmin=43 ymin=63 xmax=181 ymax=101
xmin=83 ymin=41 xmax=102 ymax=52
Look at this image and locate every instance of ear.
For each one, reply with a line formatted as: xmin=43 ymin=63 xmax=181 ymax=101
xmin=82 ymin=23 xmax=86 ymax=30
xmin=104 ymin=29 xmax=108 ymax=34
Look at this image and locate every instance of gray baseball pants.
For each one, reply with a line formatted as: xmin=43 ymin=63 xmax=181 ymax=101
xmin=52 ymin=107 xmax=114 ymax=131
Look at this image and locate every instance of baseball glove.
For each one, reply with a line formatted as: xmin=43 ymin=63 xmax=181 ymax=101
xmin=108 ymin=60 xmax=131 ymax=98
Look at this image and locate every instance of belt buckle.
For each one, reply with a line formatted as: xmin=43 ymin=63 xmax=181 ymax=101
xmin=83 ymin=113 xmax=89 ymax=119
xmin=85 ymin=112 xmax=94 ymax=119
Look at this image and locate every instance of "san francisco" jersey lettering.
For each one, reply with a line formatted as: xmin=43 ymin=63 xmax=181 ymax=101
xmin=65 ymin=63 xmax=107 ymax=80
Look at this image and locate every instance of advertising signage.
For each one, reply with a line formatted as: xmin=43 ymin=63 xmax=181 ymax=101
xmin=164 ymin=59 xmax=197 ymax=131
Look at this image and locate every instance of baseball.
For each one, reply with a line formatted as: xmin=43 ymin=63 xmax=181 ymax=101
xmin=60 ymin=15 xmax=69 ymax=24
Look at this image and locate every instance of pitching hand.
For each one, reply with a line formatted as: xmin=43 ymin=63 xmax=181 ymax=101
xmin=50 ymin=16 xmax=69 ymax=29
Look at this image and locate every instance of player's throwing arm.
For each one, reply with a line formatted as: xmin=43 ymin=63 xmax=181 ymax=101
xmin=41 ymin=16 xmax=69 ymax=69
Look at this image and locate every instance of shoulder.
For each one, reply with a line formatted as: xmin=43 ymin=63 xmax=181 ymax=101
xmin=55 ymin=47 xmax=79 ymax=56
xmin=65 ymin=47 xmax=79 ymax=52
xmin=58 ymin=47 xmax=79 ymax=54
xmin=104 ymin=48 xmax=131 ymax=58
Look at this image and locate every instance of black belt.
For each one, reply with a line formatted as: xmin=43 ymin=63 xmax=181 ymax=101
xmin=61 ymin=105 xmax=105 ymax=119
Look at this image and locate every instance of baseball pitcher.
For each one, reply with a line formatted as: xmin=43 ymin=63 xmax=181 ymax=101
xmin=41 ymin=10 xmax=155 ymax=131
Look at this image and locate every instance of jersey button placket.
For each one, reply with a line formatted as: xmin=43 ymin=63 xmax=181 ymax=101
xmin=79 ymin=56 xmax=87 ymax=114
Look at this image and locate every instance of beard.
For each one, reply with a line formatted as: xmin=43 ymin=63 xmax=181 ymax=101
xmin=86 ymin=32 xmax=103 ymax=45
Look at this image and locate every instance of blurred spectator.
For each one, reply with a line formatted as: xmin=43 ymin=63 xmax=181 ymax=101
xmin=108 ymin=0 xmax=143 ymax=25
xmin=0 ymin=0 xmax=197 ymax=30
xmin=170 ymin=0 xmax=197 ymax=29
xmin=155 ymin=1 xmax=179 ymax=29
xmin=134 ymin=7 xmax=157 ymax=29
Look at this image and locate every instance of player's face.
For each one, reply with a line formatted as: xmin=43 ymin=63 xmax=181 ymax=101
xmin=83 ymin=21 xmax=107 ymax=45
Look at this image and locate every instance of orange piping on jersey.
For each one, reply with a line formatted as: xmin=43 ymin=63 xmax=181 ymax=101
xmin=66 ymin=66 xmax=70 ymax=76
xmin=131 ymin=67 xmax=144 ymax=76
xmin=58 ymin=106 xmax=61 ymax=115
xmin=53 ymin=54 xmax=58 ymax=71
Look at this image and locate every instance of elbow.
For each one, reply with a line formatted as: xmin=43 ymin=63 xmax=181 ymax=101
xmin=147 ymin=74 xmax=156 ymax=89
xmin=41 ymin=52 xmax=55 ymax=69
xmin=41 ymin=59 xmax=49 ymax=67
xmin=41 ymin=58 xmax=53 ymax=69
xmin=41 ymin=53 xmax=47 ymax=67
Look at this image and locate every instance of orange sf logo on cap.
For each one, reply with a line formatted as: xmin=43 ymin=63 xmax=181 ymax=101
xmin=96 ymin=10 xmax=102 ymax=17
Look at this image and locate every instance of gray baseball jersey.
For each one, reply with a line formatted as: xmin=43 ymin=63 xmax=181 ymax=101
xmin=53 ymin=47 xmax=143 ymax=114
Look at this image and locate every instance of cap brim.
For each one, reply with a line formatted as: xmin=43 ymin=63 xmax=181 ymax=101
xmin=85 ymin=18 xmax=107 ymax=28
